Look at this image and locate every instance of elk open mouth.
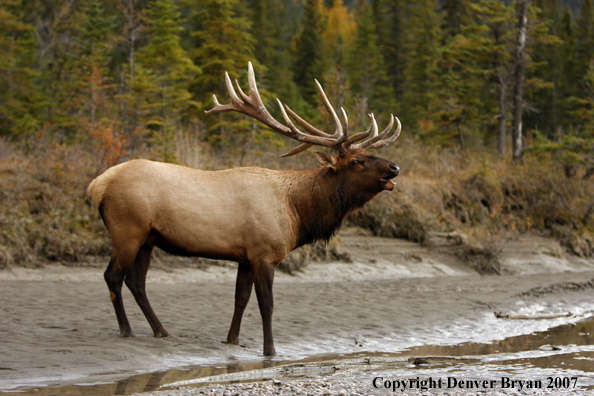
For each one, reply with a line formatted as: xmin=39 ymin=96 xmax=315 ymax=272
xmin=381 ymin=177 xmax=397 ymax=191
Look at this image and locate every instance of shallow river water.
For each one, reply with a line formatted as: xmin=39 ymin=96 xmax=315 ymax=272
xmin=3 ymin=302 xmax=594 ymax=395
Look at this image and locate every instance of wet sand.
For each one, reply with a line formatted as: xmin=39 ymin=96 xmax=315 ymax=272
xmin=1 ymin=233 xmax=594 ymax=394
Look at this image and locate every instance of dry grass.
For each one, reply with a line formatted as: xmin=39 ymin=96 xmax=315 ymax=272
xmin=352 ymin=140 xmax=594 ymax=271
xmin=0 ymin=139 xmax=110 ymax=268
xmin=1 ymin=132 xmax=593 ymax=272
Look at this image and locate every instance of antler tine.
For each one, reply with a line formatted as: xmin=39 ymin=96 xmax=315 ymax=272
xmin=235 ymin=62 xmax=265 ymax=108
xmin=284 ymin=105 xmax=334 ymax=138
xmin=247 ymin=61 xmax=259 ymax=96
xmin=277 ymin=99 xmax=338 ymax=146
xmin=341 ymin=107 xmax=349 ymax=139
xmin=315 ymin=79 xmax=345 ymax=142
xmin=279 ymin=100 xmax=350 ymax=156
xmin=354 ymin=114 xmax=394 ymax=149
xmin=234 ymin=79 xmax=250 ymax=103
xmin=355 ymin=116 xmax=401 ymax=150
xmin=279 ymin=143 xmax=313 ymax=158
xmin=279 ymin=80 xmax=345 ymax=141
xmin=225 ymin=72 xmax=243 ymax=105
xmin=204 ymin=72 xmax=244 ymax=115
xmin=342 ymin=114 xmax=378 ymax=148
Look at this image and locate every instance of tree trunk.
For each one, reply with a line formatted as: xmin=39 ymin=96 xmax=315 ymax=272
xmin=512 ymin=0 xmax=529 ymax=163
xmin=497 ymin=73 xmax=506 ymax=156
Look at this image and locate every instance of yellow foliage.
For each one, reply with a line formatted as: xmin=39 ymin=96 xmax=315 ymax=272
xmin=323 ymin=0 xmax=356 ymax=57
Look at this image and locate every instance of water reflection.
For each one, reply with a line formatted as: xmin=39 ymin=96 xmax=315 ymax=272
xmin=401 ymin=317 xmax=594 ymax=359
xmin=3 ymin=318 xmax=593 ymax=396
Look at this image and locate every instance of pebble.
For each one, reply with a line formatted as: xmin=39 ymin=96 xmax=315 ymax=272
xmin=133 ymin=377 xmax=594 ymax=396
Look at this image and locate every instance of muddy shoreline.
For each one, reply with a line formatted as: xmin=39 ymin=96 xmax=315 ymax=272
xmin=1 ymin=233 xmax=594 ymax=395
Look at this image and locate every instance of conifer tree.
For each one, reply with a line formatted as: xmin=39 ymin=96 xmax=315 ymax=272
xmin=557 ymin=6 xmax=580 ymax=131
xmin=510 ymin=0 xmax=558 ymax=162
xmin=576 ymin=0 xmax=594 ymax=123
xmin=31 ymin=0 xmax=87 ymax=135
xmin=184 ymin=0 xmax=257 ymax=159
xmin=401 ymin=0 xmax=442 ymax=128
xmin=577 ymin=0 xmax=594 ymax=66
xmin=117 ymin=0 xmax=146 ymax=136
xmin=292 ymin=0 xmax=328 ymax=107
xmin=75 ymin=0 xmax=117 ymax=125
xmin=527 ymin=0 xmax=560 ymax=137
xmin=382 ymin=0 xmax=406 ymax=103
xmin=186 ymin=0 xmax=254 ymax=108
xmin=248 ymin=0 xmax=301 ymax=120
xmin=322 ymin=0 xmax=356 ymax=114
xmin=432 ymin=33 xmax=482 ymax=149
xmin=345 ymin=2 xmax=394 ymax=126
xmin=0 ymin=0 xmax=45 ymax=136
xmin=441 ymin=0 xmax=471 ymax=39
xmin=136 ymin=0 xmax=199 ymax=162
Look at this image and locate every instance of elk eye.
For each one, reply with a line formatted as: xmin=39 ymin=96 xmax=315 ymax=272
xmin=351 ymin=160 xmax=361 ymax=166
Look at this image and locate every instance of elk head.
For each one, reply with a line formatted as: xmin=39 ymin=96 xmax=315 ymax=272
xmin=205 ymin=62 xmax=401 ymax=192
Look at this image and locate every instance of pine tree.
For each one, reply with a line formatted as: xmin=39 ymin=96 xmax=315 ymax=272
xmin=186 ymin=0 xmax=254 ymax=108
xmin=527 ymin=0 xmax=560 ymax=137
xmin=575 ymin=0 xmax=594 ymax=127
xmin=557 ymin=6 xmax=581 ymax=131
xmin=401 ymin=0 xmax=442 ymax=128
xmin=382 ymin=0 xmax=406 ymax=103
xmin=510 ymin=0 xmax=529 ymax=163
xmin=432 ymin=33 xmax=483 ymax=149
xmin=0 ymin=0 xmax=45 ymax=136
xmin=321 ymin=0 xmax=356 ymax=117
xmin=35 ymin=0 xmax=93 ymax=135
xmin=75 ymin=0 xmax=117 ymax=125
xmin=511 ymin=0 xmax=560 ymax=162
xmin=345 ymin=2 xmax=394 ymax=127
xmin=577 ymin=0 xmax=594 ymax=66
xmin=292 ymin=0 xmax=328 ymax=107
xmin=136 ymin=0 xmax=199 ymax=162
xmin=117 ymin=0 xmax=146 ymax=136
xmin=248 ymin=0 xmax=301 ymax=123
xmin=441 ymin=0 xmax=471 ymax=39
xmin=184 ymin=0 xmax=258 ymax=160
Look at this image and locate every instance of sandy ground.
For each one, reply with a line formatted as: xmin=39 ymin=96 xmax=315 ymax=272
xmin=1 ymin=231 xmax=594 ymax=395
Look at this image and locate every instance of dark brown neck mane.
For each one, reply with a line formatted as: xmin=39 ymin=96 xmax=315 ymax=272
xmin=288 ymin=167 xmax=379 ymax=248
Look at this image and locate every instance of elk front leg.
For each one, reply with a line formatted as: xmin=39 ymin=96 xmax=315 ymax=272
xmin=253 ymin=262 xmax=276 ymax=356
xmin=227 ymin=262 xmax=254 ymax=345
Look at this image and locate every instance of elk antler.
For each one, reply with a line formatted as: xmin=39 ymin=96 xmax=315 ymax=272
xmin=205 ymin=62 xmax=401 ymax=157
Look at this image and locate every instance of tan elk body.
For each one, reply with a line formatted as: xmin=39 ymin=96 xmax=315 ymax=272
xmin=88 ymin=63 xmax=401 ymax=356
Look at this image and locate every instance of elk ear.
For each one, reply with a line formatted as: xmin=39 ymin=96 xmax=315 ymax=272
xmin=314 ymin=151 xmax=338 ymax=171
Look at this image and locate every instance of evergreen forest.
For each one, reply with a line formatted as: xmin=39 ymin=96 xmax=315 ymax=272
xmin=2 ymin=0 xmax=594 ymax=269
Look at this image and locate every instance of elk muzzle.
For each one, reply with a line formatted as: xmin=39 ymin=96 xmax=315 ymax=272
xmin=381 ymin=162 xmax=400 ymax=191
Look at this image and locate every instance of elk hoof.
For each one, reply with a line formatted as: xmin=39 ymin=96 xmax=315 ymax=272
xmin=263 ymin=348 xmax=277 ymax=357
xmin=121 ymin=330 xmax=136 ymax=337
xmin=154 ymin=331 xmax=169 ymax=338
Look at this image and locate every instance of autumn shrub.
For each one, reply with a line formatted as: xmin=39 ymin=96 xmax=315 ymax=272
xmin=352 ymin=142 xmax=594 ymax=262
xmin=3 ymin=130 xmax=594 ymax=271
xmin=0 ymin=138 xmax=110 ymax=267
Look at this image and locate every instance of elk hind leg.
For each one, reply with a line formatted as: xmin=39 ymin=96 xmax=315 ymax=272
xmin=226 ymin=262 xmax=253 ymax=345
xmin=104 ymin=257 xmax=134 ymax=337
xmin=124 ymin=244 xmax=169 ymax=337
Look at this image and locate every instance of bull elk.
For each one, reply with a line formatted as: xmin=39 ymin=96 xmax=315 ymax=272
xmin=88 ymin=62 xmax=401 ymax=356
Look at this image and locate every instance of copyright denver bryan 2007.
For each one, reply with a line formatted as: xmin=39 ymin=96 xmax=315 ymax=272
xmin=372 ymin=376 xmax=580 ymax=392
